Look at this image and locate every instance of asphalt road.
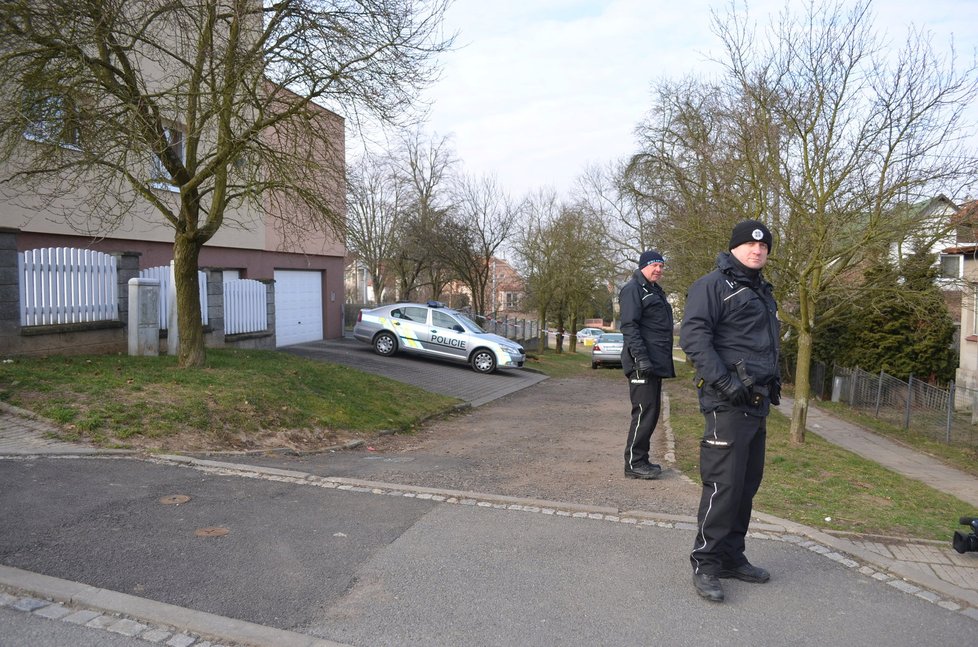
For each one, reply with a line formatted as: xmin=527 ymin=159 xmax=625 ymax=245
xmin=2 ymin=456 xmax=976 ymax=646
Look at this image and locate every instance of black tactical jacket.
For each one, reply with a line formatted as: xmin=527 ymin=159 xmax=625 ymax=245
xmin=619 ymin=269 xmax=676 ymax=378
xmin=679 ymin=252 xmax=780 ymax=415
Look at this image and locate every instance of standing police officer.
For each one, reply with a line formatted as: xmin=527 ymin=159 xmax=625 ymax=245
xmin=679 ymin=220 xmax=780 ymax=603
xmin=619 ymin=250 xmax=676 ymax=480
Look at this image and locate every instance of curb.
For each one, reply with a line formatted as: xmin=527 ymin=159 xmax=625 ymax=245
xmin=0 ymin=565 xmax=349 ymax=647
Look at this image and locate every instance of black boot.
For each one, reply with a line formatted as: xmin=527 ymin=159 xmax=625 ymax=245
xmin=693 ymin=572 xmax=724 ymax=602
xmin=624 ymin=463 xmax=661 ymax=479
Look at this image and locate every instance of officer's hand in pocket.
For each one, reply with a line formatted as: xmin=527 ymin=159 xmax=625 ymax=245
xmin=714 ymin=372 xmax=749 ymax=407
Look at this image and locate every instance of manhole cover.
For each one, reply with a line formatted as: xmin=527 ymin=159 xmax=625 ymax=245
xmin=194 ymin=527 xmax=230 ymax=538
xmin=159 ymin=495 xmax=191 ymax=505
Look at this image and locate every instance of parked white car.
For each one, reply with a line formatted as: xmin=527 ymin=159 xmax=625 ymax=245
xmin=576 ymin=327 xmax=605 ymax=346
xmin=353 ymin=301 xmax=526 ymax=374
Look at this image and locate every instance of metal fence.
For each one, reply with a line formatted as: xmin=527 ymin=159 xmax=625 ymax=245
xmin=821 ymin=364 xmax=978 ymax=449
xmin=472 ymin=314 xmax=540 ymax=345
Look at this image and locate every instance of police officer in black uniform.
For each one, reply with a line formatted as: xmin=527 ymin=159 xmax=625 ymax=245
xmin=679 ymin=220 xmax=780 ymax=603
xmin=619 ymin=250 xmax=676 ymax=480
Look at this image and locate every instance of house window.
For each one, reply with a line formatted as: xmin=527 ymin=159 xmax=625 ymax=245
xmin=940 ymin=254 xmax=963 ymax=279
xmin=23 ymin=94 xmax=80 ymax=148
xmin=150 ymin=124 xmax=186 ymax=191
xmin=973 ymin=284 xmax=978 ymax=336
xmin=504 ymin=292 xmax=520 ymax=310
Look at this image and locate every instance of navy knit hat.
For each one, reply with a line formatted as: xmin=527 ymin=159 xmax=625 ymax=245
xmin=638 ymin=250 xmax=665 ymax=268
xmin=729 ymin=220 xmax=773 ymax=252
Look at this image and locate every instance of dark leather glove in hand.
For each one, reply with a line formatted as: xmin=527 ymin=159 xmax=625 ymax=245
xmin=714 ymin=372 xmax=749 ymax=407
xmin=635 ymin=357 xmax=653 ymax=374
xmin=770 ymin=379 xmax=782 ymax=406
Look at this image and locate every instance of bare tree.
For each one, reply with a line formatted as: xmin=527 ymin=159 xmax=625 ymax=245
xmin=513 ymin=189 xmax=564 ymax=349
xmin=632 ymin=0 xmax=978 ymax=442
xmin=720 ymin=0 xmax=978 ymax=441
xmin=388 ymin=128 xmax=457 ymax=300
xmin=555 ymin=203 xmax=617 ymax=351
xmin=513 ymin=190 xmax=614 ymax=352
xmin=346 ymin=152 xmax=404 ymax=303
xmin=627 ymin=75 xmax=762 ymax=297
xmin=436 ymin=173 xmax=518 ymax=316
xmin=577 ymin=160 xmax=664 ymax=275
xmin=0 ymin=0 xmax=453 ymax=367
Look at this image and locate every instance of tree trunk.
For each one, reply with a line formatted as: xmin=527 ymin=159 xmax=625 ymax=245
xmin=538 ymin=305 xmax=549 ymax=350
xmin=173 ymin=234 xmax=206 ymax=368
xmin=567 ymin=313 xmax=576 ymax=353
xmin=789 ymin=324 xmax=814 ymax=444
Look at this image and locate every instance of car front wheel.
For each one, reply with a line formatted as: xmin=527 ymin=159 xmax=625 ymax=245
xmin=373 ymin=331 xmax=397 ymax=356
xmin=470 ymin=349 xmax=497 ymax=374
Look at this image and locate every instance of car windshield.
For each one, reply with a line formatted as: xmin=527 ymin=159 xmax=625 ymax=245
xmin=599 ymin=334 xmax=623 ymax=343
xmin=453 ymin=312 xmax=486 ymax=333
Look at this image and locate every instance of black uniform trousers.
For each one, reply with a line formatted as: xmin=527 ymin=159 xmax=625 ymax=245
xmin=690 ymin=408 xmax=766 ymax=575
xmin=624 ymin=374 xmax=663 ymax=468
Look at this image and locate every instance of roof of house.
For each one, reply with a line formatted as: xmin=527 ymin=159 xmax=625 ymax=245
xmin=942 ymin=244 xmax=978 ymax=255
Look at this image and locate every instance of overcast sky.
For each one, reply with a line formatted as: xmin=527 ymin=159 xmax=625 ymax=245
xmin=355 ymin=0 xmax=978 ymax=200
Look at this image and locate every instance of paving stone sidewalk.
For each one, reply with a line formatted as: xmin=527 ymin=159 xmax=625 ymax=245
xmin=0 ymin=402 xmax=132 ymax=456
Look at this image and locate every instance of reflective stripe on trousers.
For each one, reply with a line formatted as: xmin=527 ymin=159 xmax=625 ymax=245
xmin=690 ymin=409 xmax=766 ymax=575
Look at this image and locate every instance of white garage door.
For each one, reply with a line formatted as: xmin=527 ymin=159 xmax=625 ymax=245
xmin=274 ymin=270 xmax=324 ymax=347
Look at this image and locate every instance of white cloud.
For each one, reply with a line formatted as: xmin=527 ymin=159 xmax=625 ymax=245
xmin=371 ymin=0 xmax=978 ymax=199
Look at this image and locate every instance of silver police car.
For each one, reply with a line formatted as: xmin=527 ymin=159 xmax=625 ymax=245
xmin=353 ymin=301 xmax=526 ymax=374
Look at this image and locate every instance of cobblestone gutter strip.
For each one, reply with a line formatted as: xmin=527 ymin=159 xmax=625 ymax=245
xmin=0 ymin=565 xmax=350 ymax=647
xmin=150 ymin=453 xmax=978 ymax=622
xmin=751 ymin=510 xmax=978 ymax=614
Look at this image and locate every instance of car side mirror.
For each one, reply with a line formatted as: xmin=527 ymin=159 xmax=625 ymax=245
xmin=453 ymin=325 xmax=464 ymax=333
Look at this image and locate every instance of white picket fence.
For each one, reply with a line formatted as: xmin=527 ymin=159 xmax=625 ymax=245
xmin=19 ymin=249 xmax=268 ymax=337
xmin=19 ymin=248 xmax=118 ymax=325
xmin=223 ymin=279 xmax=267 ymax=334
xmin=139 ymin=265 xmax=209 ymax=331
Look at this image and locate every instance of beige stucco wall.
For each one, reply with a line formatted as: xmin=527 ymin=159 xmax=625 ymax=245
xmin=0 ymin=166 xmax=267 ymax=249
xmin=956 ymin=259 xmax=978 ymax=402
xmin=261 ymin=88 xmax=346 ymax=258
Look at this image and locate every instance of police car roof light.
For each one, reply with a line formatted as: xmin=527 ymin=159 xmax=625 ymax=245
xmin=427 ymin=300 xmax=445 ymax=308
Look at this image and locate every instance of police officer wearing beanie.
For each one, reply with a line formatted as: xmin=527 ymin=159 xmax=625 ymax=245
xmin=619 ymin=250 xmax=676 ymax=480
xmin=680 ymin=220 xmax=781 ymax=603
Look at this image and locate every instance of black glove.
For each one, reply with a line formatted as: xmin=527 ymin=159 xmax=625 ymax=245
xmin=714 ymin=372 xmax=749 ymax=407
xmin=770 ymin=379 xmax=781 ymax=406
xmin=635 ymin=357 xmax=653 ymax=374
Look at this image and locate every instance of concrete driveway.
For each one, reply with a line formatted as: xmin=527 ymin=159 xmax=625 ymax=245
xmin=280 ymin=335 xmax=548 ymax=407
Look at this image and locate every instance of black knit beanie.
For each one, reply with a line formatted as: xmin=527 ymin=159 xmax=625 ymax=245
xmin=638 ymin=250 xmax=665 ymax=268
xmin=728 ymin=220 xmax=773 ymax=253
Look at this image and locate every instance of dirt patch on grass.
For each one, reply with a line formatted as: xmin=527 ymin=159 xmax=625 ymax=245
xmin=100 ymin=426 xmax=366 ymax=453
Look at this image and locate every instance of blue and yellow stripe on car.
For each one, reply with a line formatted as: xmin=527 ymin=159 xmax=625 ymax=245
xmin=377 ymin=316 xmax=423 ymax=349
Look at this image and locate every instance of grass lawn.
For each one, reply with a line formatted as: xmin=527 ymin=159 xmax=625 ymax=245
xmin=0 ymin=349 xmax=461 ymax=451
